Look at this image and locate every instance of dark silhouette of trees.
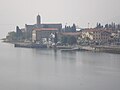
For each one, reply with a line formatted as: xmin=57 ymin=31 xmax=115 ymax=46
xmin=96 ymin=22 xmax=120 ymax=31
xmin=105 ymin=24 xmax=109 ymax=29
xmin=61 ymin=36 xmax=67 ymax=44
xmin=61 ymin=36 xmax=77 ymax=45
xmin=64 ymin=24 xmax=76 ymax=32
xmin=67 ymin=36 xmax=77 ymax=45
xmin=71 ymin=24 xmax=76 ymax=32
xmin=16 ymin=26 xmax=23 ymax=40
xmin=6 ymin=31 xmax=17 ymax=41
xmin=54 ymin=32 xmax=58 ymax=44
xmin=96 ymin=23 xmax=103 ymax=29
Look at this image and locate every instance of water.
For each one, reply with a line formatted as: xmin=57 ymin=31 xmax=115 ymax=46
xmin=0 ymin=41 xmax=120 ymax=90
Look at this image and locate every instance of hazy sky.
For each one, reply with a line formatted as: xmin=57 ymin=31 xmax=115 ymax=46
xmin=0 ymin=0 xmax=120 ymax=38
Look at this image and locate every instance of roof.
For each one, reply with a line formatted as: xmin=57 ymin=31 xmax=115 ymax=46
xmin=33 ymin=28 xmax=58 ymax=31
xmin=42 ymin=23 xmax=62 ymax=25
xmin=82 ymin=28 xmax=112 ymax=33
xmin=61 ymin=32 xmax=81 ymax=36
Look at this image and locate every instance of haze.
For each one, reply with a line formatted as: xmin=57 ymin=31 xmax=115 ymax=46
xmin=0 ymin=0 xmax=120 ymax=38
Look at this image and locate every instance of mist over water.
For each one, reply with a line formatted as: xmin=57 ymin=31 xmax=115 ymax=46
xmin=0 ymin=41 xmax=120 ymax=90
xmin=0 ymin=0 xmax=120 ymax=89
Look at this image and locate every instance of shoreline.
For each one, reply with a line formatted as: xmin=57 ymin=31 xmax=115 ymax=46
xmin=2 ymin=40 xmax=120 ymax=54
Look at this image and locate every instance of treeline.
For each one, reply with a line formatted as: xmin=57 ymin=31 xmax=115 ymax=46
xmin=61 ymin=36 xmax=77 ymax=45
xmin=63 ymin=24 xmax=76 ymax=32
xmin=96 ymin=22 xmax=120 ymax=30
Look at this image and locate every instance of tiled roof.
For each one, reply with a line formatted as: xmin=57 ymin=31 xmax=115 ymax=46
xmin=82 ymin=28 xmax=112 ymax=33
xmin=33 ymin=28 xmax=58 ymax=31
xmin=61 ymin=32 xmax=81 ymax=36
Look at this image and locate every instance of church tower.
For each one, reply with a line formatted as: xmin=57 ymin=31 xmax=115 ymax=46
xmin=37 ymin=14 xmax=41 ymax=25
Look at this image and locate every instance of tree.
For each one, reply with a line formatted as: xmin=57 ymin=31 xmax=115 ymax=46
xmin=16 ymin=26 xmax=23 ymax=40
xmin=105 ymin=24 xmax=109 ymax=29
xmin=64 ymin=24 xmax=76 ymax=32
xmin=6 ymin=31 xmax=17 ymax=41
xmin=54 ymin=32 xmax=58 ymax=44
xmin=72 ymin=24 xmax=76 ymax=32
xmin=61 ymin=36 xmax=77 ymax=45
xmin=96 ymin=23 xmax=103 ymax=29
xmin=67 ymin=36 xmax=77 ymax=45
xmin=61 ymin=36 xmax=68 ymax=44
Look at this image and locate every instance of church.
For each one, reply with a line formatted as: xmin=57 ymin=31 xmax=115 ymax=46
xmin=16 ymin=15 xmax=62 ymax=42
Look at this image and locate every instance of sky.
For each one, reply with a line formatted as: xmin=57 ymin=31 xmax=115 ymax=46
xmin=0 ymin=0 xmax=120 ymax=38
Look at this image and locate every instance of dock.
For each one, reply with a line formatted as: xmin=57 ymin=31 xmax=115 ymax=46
xmin=14 ymin=43 xmax=47 ymax=48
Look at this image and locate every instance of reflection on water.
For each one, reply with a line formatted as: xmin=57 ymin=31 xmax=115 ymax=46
xmin=0 ymin=42 xmax=120 ymax=90
xmin=61 ymin=51 xmax=77 ymax=59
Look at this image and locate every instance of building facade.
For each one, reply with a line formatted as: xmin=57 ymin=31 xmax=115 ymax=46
xmin=82 ymin=28 xmax=111 ymax=44
xmin=24 ymin=15 xmax=62 ymax=40
xmin=32 ymin=28 xmax=58 ymax=44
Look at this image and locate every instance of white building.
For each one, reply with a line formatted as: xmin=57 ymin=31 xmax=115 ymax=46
xmin=82 ymin=28 xmax=111 ymax=43
xmin=32 ymin=28 xmax=58 ymax=44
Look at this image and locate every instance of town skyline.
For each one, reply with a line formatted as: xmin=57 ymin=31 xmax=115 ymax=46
xmin=4 ymin=14 xmax=120 ymax=48
xmin=1 ymin=14 xmax=120 ymax=39
xmin=0 ymin=0 xmax=120 ymax=38
xmin=1 ymin=0 xmax=120 ymax=89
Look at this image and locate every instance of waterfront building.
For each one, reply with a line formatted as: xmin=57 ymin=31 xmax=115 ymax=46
xmin=32 ymin=28 xmax=58 ymax=44
xmin=17 ymin=14 xmax=62 ymax=41
xmin=82 ymin=28 xmax=111 ymax=44
xmin=60 ymin=32 xmax=82 ymax=38
xmin=30 ymin=15 xmax=62 ymax=43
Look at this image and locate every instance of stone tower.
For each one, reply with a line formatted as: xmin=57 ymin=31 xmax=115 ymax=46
xmin=37 ymin=14 xmax=41 ymax=25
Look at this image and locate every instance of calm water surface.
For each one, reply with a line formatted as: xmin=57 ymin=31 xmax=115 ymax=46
xmin=0 ymin=41 xmax=120 ymax=90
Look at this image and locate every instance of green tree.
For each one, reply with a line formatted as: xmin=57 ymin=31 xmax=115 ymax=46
xmin=61 ymin=36 xmax=77 ymax=45
xmin=67 ymin=36 xmax=77 ymax=45
xmin=72 ymin=24 xmax=76 ymax=32
xmin=6 ymin=31 xmax=17 ymax=41
xmin=54 ymin=32 xmax=58 ymax=44
xmin=61 ymin=36 xmax=67 ymax=44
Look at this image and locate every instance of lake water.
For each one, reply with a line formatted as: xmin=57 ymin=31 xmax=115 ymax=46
xmin=0 ymin=41 xmax=120 ymax=90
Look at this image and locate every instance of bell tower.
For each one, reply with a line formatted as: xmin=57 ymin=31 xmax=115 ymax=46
xmin=37 ymin=14 xmax=41 ymax=25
